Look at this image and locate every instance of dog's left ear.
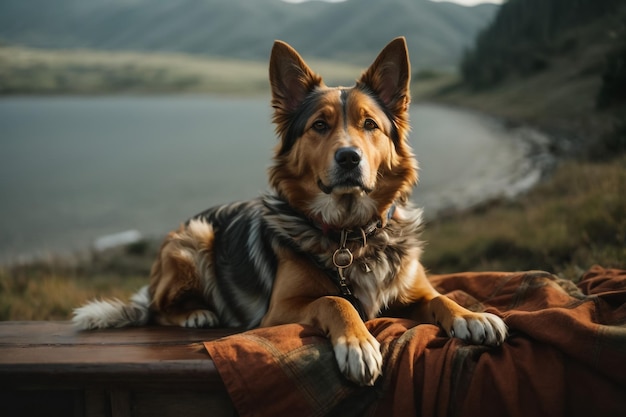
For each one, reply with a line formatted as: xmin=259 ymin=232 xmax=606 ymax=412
xmin=358 ymin=37 xmax=411 ymax=113
xmin=269 ymin=40 xmax=323 ymax=113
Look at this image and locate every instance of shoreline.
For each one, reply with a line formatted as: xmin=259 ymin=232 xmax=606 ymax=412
xmin=413 ymin=102 xmax=558 ymax=220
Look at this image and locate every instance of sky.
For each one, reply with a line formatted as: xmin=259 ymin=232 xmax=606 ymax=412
xmin=283 ymin=0 xmax=504 ymax=5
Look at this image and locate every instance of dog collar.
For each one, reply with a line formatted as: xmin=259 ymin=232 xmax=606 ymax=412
xmin=318 ymin=203 xmax=396 ymax=242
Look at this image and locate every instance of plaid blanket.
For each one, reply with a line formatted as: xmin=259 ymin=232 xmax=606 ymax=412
xmin=204 ymin=266 xmax=626 ymax=417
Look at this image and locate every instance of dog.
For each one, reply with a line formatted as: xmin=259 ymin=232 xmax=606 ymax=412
xmin=73 ymin=37 xmax=507 ymax=386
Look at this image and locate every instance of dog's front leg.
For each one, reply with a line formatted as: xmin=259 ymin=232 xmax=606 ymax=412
xmin=402 ymin=260 xmax=508 ymax=346
xmin=268 ymin=295 xmax=383 ymax=386
xmin=261 ymin=257 xmax=382 ymax=386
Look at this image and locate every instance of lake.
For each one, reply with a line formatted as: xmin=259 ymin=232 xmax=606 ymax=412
xmin=0 ymin=96 xmax=550 ymax=263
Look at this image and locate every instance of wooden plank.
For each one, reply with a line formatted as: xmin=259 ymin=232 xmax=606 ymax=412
xmin=0 ymin=322 xmax=238 ymax=416
xmin=0 ymin=321 xmax=239 ymax=346
xmin=0 ymin=321 xmax=238 ymax=388
xmin=2 ymin=359 xmax=220 ymax=384
xmin=1 ymin=344 xmax=210 ymax=364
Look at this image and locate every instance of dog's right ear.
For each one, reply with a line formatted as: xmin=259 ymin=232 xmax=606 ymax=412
xmin=358 ymin=37 xmax=411 ymax=115
xmin=269 ymin=41 xmax=323 ymax=114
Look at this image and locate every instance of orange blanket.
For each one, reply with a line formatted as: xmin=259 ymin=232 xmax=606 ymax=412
xmin=205 ymin=266 xmax=626 ymax=417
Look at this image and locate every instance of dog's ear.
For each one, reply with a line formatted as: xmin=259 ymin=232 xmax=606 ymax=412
xmin=358 ymin=37 xmax=411 ymax=113
xmin=270 ymin=41 xmax=323 ymax=113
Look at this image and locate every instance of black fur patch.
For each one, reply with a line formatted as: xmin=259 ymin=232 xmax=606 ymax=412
xmin=192 ymin=200 xmax=277 ymax=327
xmin=279 ymin=89 xmax=326 ymax=155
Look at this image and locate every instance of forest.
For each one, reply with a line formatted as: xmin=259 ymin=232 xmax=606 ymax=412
xmin=461 ymin=0 xmax=624 ymax=94
xmin=457 ymin=0 xmax=625 ymax=156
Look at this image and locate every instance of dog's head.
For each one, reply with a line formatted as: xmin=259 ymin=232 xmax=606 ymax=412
xmin=268 ymin=38 xmax=418 ymax=229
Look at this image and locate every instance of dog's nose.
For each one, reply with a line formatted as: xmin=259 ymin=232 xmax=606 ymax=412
xmin=335 ymin=147 xmax=362 ymax=170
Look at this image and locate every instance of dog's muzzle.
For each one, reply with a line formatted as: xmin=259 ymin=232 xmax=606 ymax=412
xmin=318 ymin=147 xmax=371 ymax=194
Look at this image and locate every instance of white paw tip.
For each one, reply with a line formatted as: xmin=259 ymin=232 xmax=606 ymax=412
xmin=334 ymin=335 xmax=383 ymax=386
xmin=181 ymin=310 xmax=219 ymax=328
xmin=451 ymin=313 xmax=507 ymax=346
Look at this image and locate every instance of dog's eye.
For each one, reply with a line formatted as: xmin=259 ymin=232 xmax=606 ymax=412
xmin=312 ymin=120 xmax=329 ymax=133
xmin=363 ymin=118 xmax=378 ymax=131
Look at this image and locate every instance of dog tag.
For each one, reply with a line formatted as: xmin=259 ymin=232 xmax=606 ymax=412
xmin=332 ymin=248 xmax=353 ymax=269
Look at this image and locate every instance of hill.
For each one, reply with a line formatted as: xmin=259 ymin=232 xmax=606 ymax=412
xmin=0 ymin=45 xmax=364 ymax=95
xmin=428 ymin=0 xmax=626 ymax=157
xmin=0 ymin=0 xmax=497 ymax=70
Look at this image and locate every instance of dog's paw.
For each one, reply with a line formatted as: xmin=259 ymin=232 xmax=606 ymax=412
xmin=180 ymin=309 xmax=219 ymax=328
xmin=448 ymin=312 xmax=508 ymax=346
xmin=333 ymin=333 xmax=383 ymax=386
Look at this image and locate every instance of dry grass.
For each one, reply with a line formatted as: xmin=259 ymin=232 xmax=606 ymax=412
xmin=422 ymin=156 xmax=626 ymax=279
xmin=0 ymin=246 xmax=155 ymax=321
xmin=0 ymin=270 xmax=145 ymax=321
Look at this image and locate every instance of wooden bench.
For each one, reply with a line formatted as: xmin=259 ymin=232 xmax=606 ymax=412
xmin=0 ymin=321 xmax=239 ymax=417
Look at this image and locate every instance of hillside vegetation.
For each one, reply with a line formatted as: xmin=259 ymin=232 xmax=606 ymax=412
xmin=0 ymin=45 xmax=363 ymax=95
xmin=0 ymin=0 xmax=497 ymax=69
xmin=428 ymin=0 xmax=626 ymax=157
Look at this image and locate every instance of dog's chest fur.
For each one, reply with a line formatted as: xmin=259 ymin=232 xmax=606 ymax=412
xmin=195 ymin=193 xmax=424 ymax=326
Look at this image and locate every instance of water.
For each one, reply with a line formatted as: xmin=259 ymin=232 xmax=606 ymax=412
xmin=0 ymin=96 xmax=549 ymax=263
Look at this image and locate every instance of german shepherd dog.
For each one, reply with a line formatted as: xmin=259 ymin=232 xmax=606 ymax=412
xmin=74 ymin=38 xmax=507 ymax=386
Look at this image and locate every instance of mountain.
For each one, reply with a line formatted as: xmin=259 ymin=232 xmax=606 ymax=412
xmin=0 ymin=0 xmax=498 ymax=69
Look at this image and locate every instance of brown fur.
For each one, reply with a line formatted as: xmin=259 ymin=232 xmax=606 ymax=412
xmin=150 ymin=220 xmax=218 ymax=327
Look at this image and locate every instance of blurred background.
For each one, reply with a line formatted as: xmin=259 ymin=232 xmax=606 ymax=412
xmin=0 ymin=0 xmax=624 ymax=320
